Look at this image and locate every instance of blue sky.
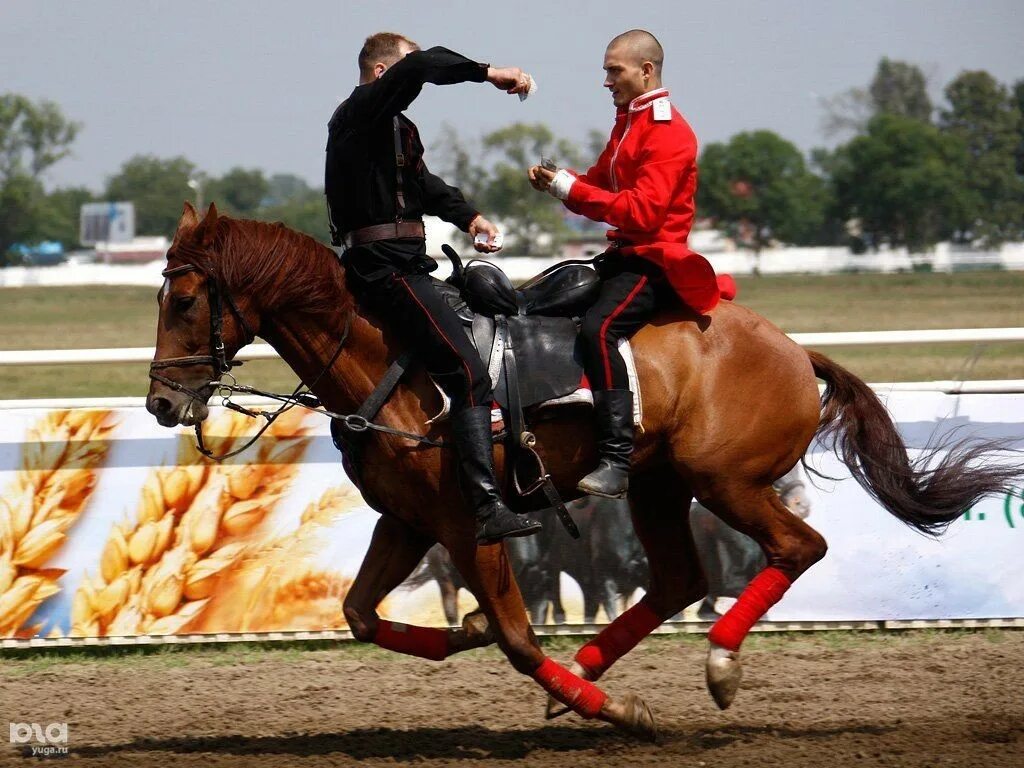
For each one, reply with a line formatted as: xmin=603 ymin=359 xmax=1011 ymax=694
xmin=3 ymin=0 xmax=1021 ymax=190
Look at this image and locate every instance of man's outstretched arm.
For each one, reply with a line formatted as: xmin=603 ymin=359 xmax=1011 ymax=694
xmin=345 ymin=47 xmax=532 ymax=125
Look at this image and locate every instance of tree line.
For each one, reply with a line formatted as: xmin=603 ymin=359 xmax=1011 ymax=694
xmin=1 ymin=57 xmax=1021 ymax=265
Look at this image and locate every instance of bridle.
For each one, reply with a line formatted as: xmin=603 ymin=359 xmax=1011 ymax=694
xmin=149 ymin=262 xmax=256 ymax=401
xmin=148 ymin=261 xmax=325 ymax=462
xmin=149 ymin=259 xmax=445 ymax=462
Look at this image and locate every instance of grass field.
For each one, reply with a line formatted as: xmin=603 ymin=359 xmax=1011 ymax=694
xmin=1 ymin=270 xmax=1022 ymax=399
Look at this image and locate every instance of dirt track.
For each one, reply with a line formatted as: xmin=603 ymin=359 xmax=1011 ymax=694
xmin=1 ymin=630 xmax=1021 ymax=767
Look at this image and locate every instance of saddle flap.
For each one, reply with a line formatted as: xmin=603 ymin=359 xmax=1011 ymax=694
xmin=496 ymin=315 xmax=583 ymax=409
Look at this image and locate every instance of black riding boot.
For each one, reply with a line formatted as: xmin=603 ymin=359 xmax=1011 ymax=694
xmin=452 ymin=406 xmax=543 ymax=543
xmin=577 ymin=389 xmax=634 ymax=498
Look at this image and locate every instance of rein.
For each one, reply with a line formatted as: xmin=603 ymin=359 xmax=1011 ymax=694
xmin=149 ymin=262 xmax=447 ymax=461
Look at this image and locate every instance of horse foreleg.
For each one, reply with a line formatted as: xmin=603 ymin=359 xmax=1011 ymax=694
xmin=700 ymin=483 xmax=827 ymax=709
xmin=446 ymin=534 xmax=657 ymax=741
xmin=547 ymin=467 xmax=705 ymax=718
xmin=343 ymin=516 xmax=492 ymax=660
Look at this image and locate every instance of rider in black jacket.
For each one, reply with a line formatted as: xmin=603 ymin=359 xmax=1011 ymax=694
xmin=325 ymin=32 xmax=541 ymax=543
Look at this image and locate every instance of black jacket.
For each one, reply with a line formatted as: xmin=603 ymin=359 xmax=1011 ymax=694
xmin=325 ymin=46 xmax=487 ymax=244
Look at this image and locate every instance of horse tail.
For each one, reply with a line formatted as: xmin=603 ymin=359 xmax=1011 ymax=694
xmin=807 ymin=350 xmax=1020 ymax=536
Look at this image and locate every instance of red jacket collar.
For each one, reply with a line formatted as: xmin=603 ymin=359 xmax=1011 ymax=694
xmin=616 ymin=87 xmax=670 ymax=116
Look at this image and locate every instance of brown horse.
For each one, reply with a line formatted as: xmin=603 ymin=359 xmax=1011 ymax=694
xmin=147 ymin=203 xmax=1019 ymax=740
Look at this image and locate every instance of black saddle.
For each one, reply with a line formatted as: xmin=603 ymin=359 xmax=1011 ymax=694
xmin=334 ymin=248 xmax=600 ymax=540
xmin=434 ymin=252 xmax=603 ymax=412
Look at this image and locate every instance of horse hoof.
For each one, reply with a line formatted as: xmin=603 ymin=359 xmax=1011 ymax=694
xmin=460 ymin=610 xmax=494 ymax=647
xmin=617 ymin=693 xmax=658 ymax=742
xmin=705 ymin=643 xmax=742 ymax=710
xmin=545 ymin=695 xmax=571 ymax=720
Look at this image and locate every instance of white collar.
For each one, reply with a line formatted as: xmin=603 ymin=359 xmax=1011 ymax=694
xmin=628 ymin=87 xmax=669 ymax=113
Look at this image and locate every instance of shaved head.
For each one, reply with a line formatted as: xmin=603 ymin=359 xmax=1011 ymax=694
xmin=607 ymin=29 xmax=664 ymax=77
xmin=602 ymin=29 xmax=665 ymax=107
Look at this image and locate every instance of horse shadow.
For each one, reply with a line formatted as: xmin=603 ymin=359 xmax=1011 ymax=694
xmin=69 ymin=724 xmax=625 ymax=761
xmin=67 ymin=721 xmax=899 ymax=761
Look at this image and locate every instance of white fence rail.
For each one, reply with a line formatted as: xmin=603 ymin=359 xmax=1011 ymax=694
xmin=0 ymin=328 xmax=1022 ymax=368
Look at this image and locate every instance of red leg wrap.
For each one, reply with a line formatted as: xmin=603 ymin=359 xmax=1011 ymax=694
xmin=574 ymin=601 xmax=663 ymax=679
xmin=707 ymin=567 xmax=791 ymax=652
xmin=373 ymin=620 xmax=449 ymax=661
xmin=532 ymin=657 xmax=608 ymax=719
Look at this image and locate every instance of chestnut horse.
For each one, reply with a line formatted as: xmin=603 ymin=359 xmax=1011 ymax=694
xmin=147 ymin=204 xmax=1019 ymax=740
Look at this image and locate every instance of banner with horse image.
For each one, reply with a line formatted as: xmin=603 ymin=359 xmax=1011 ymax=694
xmin=0 ymin=389 xmax=1021 ymax=641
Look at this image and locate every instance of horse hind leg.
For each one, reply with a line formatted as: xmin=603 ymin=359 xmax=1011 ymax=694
xmin=547 ymin=465 xmax=706 ymax=718
xmin=700 ymin=482 xmax=827 ymax=709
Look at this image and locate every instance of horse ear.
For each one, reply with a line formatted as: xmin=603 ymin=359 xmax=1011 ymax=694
xmin=197 ymin=202 xmax=219 ymax=247
xmin=177 ymin=202 xmax=199 ymax=231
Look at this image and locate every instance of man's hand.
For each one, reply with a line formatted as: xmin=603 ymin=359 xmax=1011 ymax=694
xmin=469 ymin=214 xmax=502 ymax=253
xmin=528 ymin=165 xmax=556 ymax=192
xmin=487 ymin=66 xmax=532 ymax=96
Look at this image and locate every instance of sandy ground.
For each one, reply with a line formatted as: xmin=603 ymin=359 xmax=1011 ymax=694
xmin=0 ymin=630 xmax=1021 ymax=768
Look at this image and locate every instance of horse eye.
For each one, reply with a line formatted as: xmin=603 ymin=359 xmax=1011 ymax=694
xmin=174 ymin=295 xmax=197 ymax=312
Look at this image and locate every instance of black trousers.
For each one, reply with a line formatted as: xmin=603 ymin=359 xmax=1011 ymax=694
xmin=345 ymin=241 xmax=491 ymax=412
xmin=579 ymin=253 xmax=669 ymax=391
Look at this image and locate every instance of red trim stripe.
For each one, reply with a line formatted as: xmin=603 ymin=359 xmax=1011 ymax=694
xmin=598 ymin=275 xmax=648 ymax=389
xmin=398 ymin=277 xmax=476 ymax=407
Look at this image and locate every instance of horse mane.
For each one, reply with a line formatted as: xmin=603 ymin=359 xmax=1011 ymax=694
xmin=172 ymin=214 xmax=345 ymax=315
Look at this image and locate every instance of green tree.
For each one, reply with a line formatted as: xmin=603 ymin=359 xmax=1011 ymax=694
xmin=259 ymin=188 xmax=331 ymax=243
xmin=206 ymin=166 xmax=269 ymax=217
xmin=104 ymin=155 xmax=196 ymax=238
xmin=938 ymin=70 xmax=1024 ymax=245
xmin=1014 ymin=79 xmax=1024 ymax=177
xmin=0 ymin=94 xmax=80 ymax=261
xmin=697 ymin=130 xmax=828 ymax=250
xmin=475 ymin=123 xmax=583 ymax=256
xmin=264 ymin=173 xmax=312 ymax=206
xmin=430 ymin=123 xmax=487 ymax=202
xmin=820 ymin=58 xmax=931 ymax=138
xmin=37 ymin=187 xmax=96 ymax=249
xmin=832 ymin=114 xmax=971 ymax=251
xmin=869 ymin=58 xmax=933 ymax=122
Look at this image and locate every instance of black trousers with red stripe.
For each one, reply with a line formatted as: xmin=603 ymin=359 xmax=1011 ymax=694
xmin=580 ymin=253 xmax=669 ymax=391
xmin=346 ymin=244 xmax=491 ymax=412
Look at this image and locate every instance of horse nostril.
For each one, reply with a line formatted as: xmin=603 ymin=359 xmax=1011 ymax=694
xmin=151 ymin=396 xmax=173 ymax=415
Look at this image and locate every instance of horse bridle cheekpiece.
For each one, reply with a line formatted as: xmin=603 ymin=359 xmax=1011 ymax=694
xmin=149 ymin=260 xmax=355 ymax=462
xmin=149 ymin=262 xmax=259 ymax=459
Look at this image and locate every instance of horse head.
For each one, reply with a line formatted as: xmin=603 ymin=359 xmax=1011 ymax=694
xmin=146 ymin=202 xmax=258 ymax=428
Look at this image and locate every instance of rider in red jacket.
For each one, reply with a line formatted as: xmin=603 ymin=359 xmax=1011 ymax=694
xmin=530 ymin=29 xmax=723 ymax=499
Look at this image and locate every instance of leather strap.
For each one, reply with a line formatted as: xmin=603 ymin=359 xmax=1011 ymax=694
xmin=355 ymin=352 xmax=413 ymax=422
xmin=393 ymin=116 xmax=406 ymax=218
xmin=487 ymin=319 xmax=507 ymax=392
xmin=343 ymin=220 xmax=425 ymax=248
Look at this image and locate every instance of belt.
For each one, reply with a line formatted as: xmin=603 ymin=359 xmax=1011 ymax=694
xmin=343 ymin=221 xmax=425 ymax=248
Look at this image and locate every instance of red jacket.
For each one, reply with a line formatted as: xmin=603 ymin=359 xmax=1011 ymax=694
xmin=563 ymin=88 xmax=722 ymax=313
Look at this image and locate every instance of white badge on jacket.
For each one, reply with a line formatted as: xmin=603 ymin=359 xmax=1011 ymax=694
xmin=652 ymin=97 xmax=671 ymax=122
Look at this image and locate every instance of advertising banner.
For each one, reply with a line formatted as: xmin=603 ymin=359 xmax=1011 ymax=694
xmin=0 ymin=390 xmax=1021 ymax=641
